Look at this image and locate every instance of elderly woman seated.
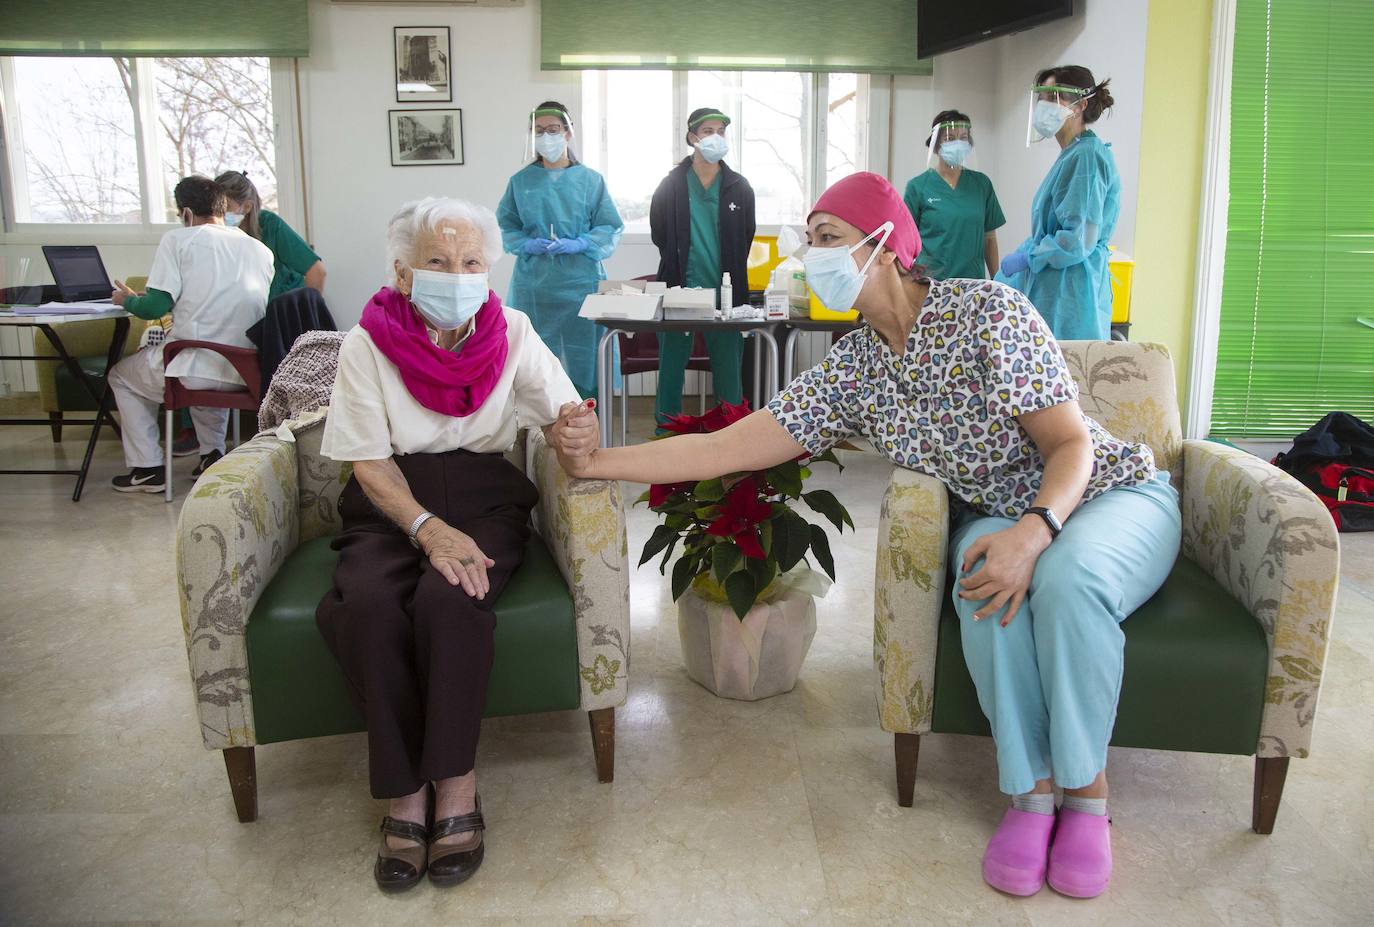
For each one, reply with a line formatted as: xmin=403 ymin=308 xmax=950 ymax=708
xmin=315 ymin=197 xmax=597 ymax=893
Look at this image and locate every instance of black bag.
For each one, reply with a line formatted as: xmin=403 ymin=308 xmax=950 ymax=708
xmin=1272 ymin=412 xmax=1374 ymax=532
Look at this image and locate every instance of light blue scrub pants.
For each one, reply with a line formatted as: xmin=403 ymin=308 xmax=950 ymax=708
xmin=951 ymin=473 xmax=1181 ymax=796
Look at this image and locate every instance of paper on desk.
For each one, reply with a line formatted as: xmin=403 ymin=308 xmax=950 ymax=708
xmin=29 ymin=300 xmax=118 ymax=313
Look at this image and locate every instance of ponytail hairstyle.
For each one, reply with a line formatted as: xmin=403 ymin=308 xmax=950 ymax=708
xmin=1034 ymin=65 xmax=1115 ymax=124
xmin=213 ymin=170 xmax=263 ymax=240
xmin=531 ymin=100 xmax=579 ymax=165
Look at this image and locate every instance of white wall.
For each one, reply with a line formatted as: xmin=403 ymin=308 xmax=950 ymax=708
xmin=889 ymin=0 xmax=1147 ymax=256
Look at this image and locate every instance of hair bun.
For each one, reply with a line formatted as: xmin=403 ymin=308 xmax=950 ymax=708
xmin=1094 ymin=79 xmax=1115 ymax=110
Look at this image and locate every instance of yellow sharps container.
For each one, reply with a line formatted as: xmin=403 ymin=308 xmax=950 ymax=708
xmin=1108 ymin=250 xmax=1134 ymax=325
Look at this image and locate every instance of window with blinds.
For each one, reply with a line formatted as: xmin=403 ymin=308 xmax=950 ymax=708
xmin=1211 ymin=0 xmax=1374 ymax=438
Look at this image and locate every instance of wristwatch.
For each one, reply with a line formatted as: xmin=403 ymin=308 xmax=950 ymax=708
xmin=408 ymin=511 xmax=437 ymax=548
xmin=1024 ymin=506 xmax=1062 ymax=539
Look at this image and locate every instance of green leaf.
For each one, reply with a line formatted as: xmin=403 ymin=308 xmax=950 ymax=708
xmin=809 ymin=523 xmax=836 ymax=581
xmin=657 ymin=535 xmax=680 ymax=573
xmin=810 ymin=448 xmax=843 ymax=471
xmin=694 ymin=477 xmax=725 ymax=501
xmin=634 ymin=488 xmax=651 ymax=506
xmin=758 ymin=519 xmax=773 ymax=555
xmin=803 ymin=489 xmax=854 ymax=532
xmin=665 ymin=514 xmax=690 ymax=531
xmin=725 ymin=570 xmax=757 ymax=619
xmin=774 ymin=509 xmax=812 ymax=572
xmin=711 ymin=544 xmax=743 ymax=584
xmin=747 ymin=555 xmax=778 ymax=593
xmin=765 ymin=461 xmax=803 ymax=497
xmin=638 ymin=523 xmax=678 ymax=567
xmin=672 ymin=554 xmax=698 ymax=601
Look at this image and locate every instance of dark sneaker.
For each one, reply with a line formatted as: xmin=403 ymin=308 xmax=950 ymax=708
xmin=192 ymin=449 xmax=224 ymax=477
xmin=172 ymin=428 xmax=199 ymax=457
xmin=112 ymin=467 xmax=166 ymax=493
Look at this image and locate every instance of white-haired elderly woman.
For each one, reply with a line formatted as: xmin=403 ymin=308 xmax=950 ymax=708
xmin=316 ymin=197 xmax=597 ymax=892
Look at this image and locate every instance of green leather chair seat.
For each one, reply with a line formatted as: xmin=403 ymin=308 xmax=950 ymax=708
xmin=246 ymin=533 xmax=579 ymax=746
xmin=931 ymin=556 xmax=1269 ymax=756
xmin=54 ymin=356 xmax=114 ymax=411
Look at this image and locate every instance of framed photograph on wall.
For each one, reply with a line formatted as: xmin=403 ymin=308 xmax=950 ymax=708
xmin=394 ymin=26 xmax=451 ymax=102
xmin=390 ymin=109 xmax=464 ymax=166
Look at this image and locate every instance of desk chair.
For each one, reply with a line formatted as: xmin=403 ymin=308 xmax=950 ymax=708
xmin=162 ymin=340 xmax=262 ymax=502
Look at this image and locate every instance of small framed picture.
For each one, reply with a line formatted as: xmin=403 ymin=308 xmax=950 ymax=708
xmin=389 ymin=109 xmax=464 ymax=166
xmin=394 ymin=26 xmax=451 ymax=102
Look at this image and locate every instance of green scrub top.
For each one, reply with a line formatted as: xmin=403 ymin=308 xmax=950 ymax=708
xmin=903 ymin=168 xmax=1005 ymax=280
xmin=258 ymin=209 xmax=321 ymax=301
xmin=685 ymin=169 xmax=722 ymax=289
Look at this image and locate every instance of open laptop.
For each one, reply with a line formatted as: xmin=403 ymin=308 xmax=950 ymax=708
xmin=41 ymin=245 xmax=114 ymax=303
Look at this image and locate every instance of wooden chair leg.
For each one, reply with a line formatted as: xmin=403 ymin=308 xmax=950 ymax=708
xmin=223 ymin=746 xmax=258 ymax=823
xmin=895 ymin=733 xmax=920 ymax=807
xmin=1252 ymin=755 xmax=1289 ymax=834
xmin=48 ymin=412 xmax=62 ymax=442
xmin=588 ymin=707 xmax=615 ymax=784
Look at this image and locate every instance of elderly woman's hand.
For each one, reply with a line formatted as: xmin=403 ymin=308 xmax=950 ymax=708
xmin=956 ymin=519 xmax=1054 ymax=626
xmin=550 ymin=400 xmax=600 ymax=463
xmin=416 ymin=518 xmax=496 ymax=599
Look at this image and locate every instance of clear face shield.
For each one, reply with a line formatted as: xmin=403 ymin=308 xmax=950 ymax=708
xmin=925 ymin=120 xmax=974 ymax=170
xmin=1025 ymin=84 xmax=1092 ymax=146
xmin=526 ymin=107 xmax=573 ymax=164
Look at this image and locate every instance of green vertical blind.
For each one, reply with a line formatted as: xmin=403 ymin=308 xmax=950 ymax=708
xmin=1213 ymin=0 xmax=1374 ymax=437
xmin=541 ymin=0 xmax=932 ymax=75
xmin=0 ymin=0 xmax=310 ymax=58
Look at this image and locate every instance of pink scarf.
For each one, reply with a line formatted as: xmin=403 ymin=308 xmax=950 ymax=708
xmin=359 ymin=286 xmax=509 ymax=418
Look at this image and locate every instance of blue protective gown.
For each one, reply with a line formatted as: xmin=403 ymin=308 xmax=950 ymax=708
xmin=497 ymin=162 xmax=624 ymax=396
xmin=995 ymin=130 xmax=1121 ymax=340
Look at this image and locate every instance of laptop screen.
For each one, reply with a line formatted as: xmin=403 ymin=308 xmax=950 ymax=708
xmin=42 ymin=246 xmax=112 ymax=301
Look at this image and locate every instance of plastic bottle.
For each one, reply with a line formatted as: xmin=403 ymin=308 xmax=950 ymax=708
xmin=765 ymin=267 xmax=789 ymax=320
xmin=720 ymin=272 xmax=732 ymax=312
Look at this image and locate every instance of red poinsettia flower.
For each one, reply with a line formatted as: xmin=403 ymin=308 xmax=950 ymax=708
xmin=705 ymin=476 xmax=772 ymax=559
xmin=648 ymin=482 xmax=691 ymax=508
xmin=657 ymin=412 xmax=706 ymax=436
xmin=700 ymin=399 xmax=752 ymax=434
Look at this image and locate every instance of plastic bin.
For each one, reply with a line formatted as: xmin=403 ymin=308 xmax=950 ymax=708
xmin=1109 ymin=251 xmax=1133 ymax=325
xmin=747 ymin=235 xmax=782 ymax=292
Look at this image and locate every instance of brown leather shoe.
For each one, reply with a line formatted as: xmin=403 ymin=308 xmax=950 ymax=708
xmin=374 ymin=816 xmax=429 ymax=892
xmin=427 ymin=794 xmax=485 ymax=887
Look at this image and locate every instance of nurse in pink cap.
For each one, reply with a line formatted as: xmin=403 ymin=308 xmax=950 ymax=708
xmin=551 ymin=172 xmax=1180 ymax=899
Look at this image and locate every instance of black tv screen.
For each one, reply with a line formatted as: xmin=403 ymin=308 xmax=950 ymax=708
xmin=917 ymin=0 xmax=1076 ymax=58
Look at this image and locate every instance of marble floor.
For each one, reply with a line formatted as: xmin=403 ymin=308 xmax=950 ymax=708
xmin=1 ymin=407 xmax=1372 ymax=926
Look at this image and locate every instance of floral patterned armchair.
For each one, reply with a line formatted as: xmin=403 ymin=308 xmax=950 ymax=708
xmin=874 ymin=341 xmax=1339 ymax=833
xmin=175 ymin=408 xmax=630 ymax=821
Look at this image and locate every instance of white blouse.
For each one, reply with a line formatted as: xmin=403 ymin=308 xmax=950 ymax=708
xmin=321 ymin=306 xmax=580 ymax=462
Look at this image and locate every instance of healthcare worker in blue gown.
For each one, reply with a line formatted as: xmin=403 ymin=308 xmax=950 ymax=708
xmin=996 ymin=66 xmax=1121 ymax=341
xmin=498 ymin=101 xmax=624 ymax=397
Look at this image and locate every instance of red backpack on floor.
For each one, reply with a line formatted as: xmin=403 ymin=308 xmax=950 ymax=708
xmin=1272 ymin=413 xmax=1374 ymax=532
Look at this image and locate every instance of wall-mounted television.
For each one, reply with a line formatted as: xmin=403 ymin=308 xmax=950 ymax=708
xmin=917 ymin=0 xmax=1076 ymax=59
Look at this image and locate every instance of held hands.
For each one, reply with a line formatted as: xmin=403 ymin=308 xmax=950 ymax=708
xmin=957 ymin=517 xmax=1054 ymax=626
xmin=111 ymin=279 xmax=137 ymax=307
xmin=416 ymin=518 xmax=495 ymax=599
xmin=999 ymin=250 xmax=1031 ymax=277
xmin=550 ymin=399 xmax=599 ymax=476
xmin=523 ymin=238 xmax=555 ymax=255
xmin=547 ymin=237 xmax=589 ymax=256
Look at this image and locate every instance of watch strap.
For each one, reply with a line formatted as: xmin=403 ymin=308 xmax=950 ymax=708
xmin=1025 ymin=506 xmax=1061 ymax=538
xmin=408 ymin=511 xmax=437 ymax=546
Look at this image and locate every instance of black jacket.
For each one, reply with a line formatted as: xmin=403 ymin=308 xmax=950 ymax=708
xmin=246 ymin=287 xmax=337 ymax=392
xmin=649 ymin=157 xmax=757 ymax=293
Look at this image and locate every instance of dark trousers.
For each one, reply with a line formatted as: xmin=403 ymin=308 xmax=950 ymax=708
xmin=316 ymin=449 xmax=538 ymax=799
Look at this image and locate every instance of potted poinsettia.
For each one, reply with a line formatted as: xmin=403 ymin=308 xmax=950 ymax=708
xmin=638 ymin=401 xmax=853 ymax=701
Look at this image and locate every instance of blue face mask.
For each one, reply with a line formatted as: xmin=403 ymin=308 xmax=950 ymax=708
xmin=409 ymin=268 xmax=488 ymax=331
xmin=535 ymin=132 xmax=568 ymax=163
xmin=223 ymin=212 xmax=244 ymax=228
xmin=695 ymin=133 xmax=729 ymax=164
xmin=802 ymin=221 xmax=894 ymax=313
xmin=938 ymin=140 xmax=971 ymax=168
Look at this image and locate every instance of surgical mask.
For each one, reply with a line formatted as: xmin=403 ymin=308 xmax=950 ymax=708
xmin=695 ymin=133 xmax=729 ymax=164
xmin=802 ymin=221 xmax=894 ymax=313
xmin=939 ymin=140 xmax=971 ymax=168
xmin=408 ymin=268 xmax=488 ymax=331
xmin=535 ymin=132 xmax=568 ymax=162
xmin=224 ymin=212 xmax=244 ymax=228
xmin=1032 ymin=100 xmax=1075 ymax=140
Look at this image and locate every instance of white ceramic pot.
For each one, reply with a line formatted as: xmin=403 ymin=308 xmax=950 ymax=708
xmin=676 ymin=583 xmax=817 ymax=701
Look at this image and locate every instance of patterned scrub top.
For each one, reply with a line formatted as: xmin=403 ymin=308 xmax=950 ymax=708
xmin=765 ymin=278 xmax=1157 ymax=518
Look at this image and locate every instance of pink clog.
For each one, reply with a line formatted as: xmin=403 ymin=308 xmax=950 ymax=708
xmin=1047 ymin=808 xmax=1113 ymax=898
xmin=982 ymin=808 xmax=1055 ymax=896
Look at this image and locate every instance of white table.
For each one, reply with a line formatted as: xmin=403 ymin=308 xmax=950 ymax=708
xmin=0 ymin=308 xmax=131 ymax=500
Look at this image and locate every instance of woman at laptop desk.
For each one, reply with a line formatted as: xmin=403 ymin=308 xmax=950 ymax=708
xmin=106 ymin=175 xmax=273 ymax=493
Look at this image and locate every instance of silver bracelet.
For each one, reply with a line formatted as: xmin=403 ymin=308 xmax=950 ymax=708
xmin=408 ymin=511 xmax=437 ymax=548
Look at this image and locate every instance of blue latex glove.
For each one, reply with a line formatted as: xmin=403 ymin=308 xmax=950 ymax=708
xmin=547 ymin=236 xmax=589 ymax=256
xmin=1000 ymin=250 xmax=1030 ymax=276
xmin=522 ymin=238 xmax=554 ymax=255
